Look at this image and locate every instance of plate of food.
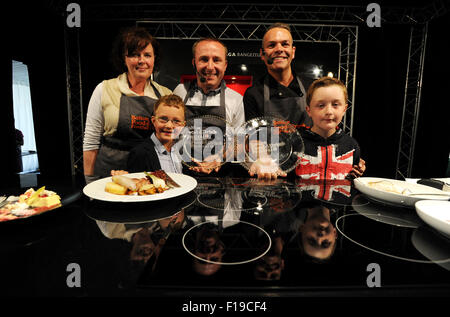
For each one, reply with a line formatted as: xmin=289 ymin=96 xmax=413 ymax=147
xmin=415 ymin=200 xmax=450 ymax=239
xmin=0 ymin=186 xmax=62 ymax=222
xmin=354 ymin=177 xmax=450 ymax=208
xmin=83 ymin=170 xmax=197 ymax=202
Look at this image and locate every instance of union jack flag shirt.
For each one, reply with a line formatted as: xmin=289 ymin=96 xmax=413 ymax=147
xmin=295 ymin=128 xmax=360 ymax=180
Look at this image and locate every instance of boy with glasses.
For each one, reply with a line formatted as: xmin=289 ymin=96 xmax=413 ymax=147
xmin=125 ymin=94 xmax=186 ymax=173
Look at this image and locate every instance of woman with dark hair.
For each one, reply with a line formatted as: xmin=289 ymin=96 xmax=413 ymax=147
xmin=83 ymin=26 xmax=172 ymax=183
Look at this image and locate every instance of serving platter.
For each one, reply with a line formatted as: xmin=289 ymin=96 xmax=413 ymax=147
xmin=415 ymin=200 xmax=450 ymax=239
xmin=83 ymin=172 xmax=197 ymax=202
xmin=354 ymin=177 xmax=450 ymax=208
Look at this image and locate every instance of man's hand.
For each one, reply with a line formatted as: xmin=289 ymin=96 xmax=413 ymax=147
xmin=349 ymin=158 xmax=366 ymax=178
xmin=248 ymin=157 xmax=287 ymax=180
xmin=189 ymin=155 xmax=222 ymax=174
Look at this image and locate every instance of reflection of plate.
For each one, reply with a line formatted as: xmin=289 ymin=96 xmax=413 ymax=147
xmin=415 ymin=200 xmax=450 ymax=239
xmin=352 ymin=195 xmax=422 ymax=228
xmin=231 ymin=178 xmax=302 ymax=213
xmin=336 ymin=214 xmax=439 ymax=263
xmin=354 ymin=177 xmax=450 ymax=208
xmin=411 ymin=227 xmax=450 ymax=271
xmin=85 ymin=191 xmax=197 ymax=224
xmin=197 ymin=189 xmax=267 ymax=213
xmin=238 ymin=117 xmax=304 ymax=173
xmin=83 ymin=173 xmax=197 ymax=202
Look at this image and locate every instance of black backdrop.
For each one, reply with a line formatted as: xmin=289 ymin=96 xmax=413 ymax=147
xmin=4 ymin=1 xmax=449 ymax=189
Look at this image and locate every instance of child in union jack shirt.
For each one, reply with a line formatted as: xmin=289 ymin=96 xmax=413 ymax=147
xmin=295 ymin=77 xmax=364 ymax=180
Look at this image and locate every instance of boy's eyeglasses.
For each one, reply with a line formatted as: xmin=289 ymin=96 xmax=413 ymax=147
xmin=154 ymin=116 xmax=185 ymax=126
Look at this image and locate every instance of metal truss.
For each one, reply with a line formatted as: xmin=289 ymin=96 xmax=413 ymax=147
xmin=64 ymin=25 xmax=85 ymax=182
xmin=137 ymin=21 xmax=358 ymax=135
xmin=85 ymin=2 xmax=448 ymax=24
xmin=59 ymin=2 xmax=447 ymax=180
xmin=395 ymin=23 xmax=428 ymax=179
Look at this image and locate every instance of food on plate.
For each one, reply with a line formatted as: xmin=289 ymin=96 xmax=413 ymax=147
xmin=111 ymin=175 xmax=137 ymax=192
xmin=105 ymin=171 xmax=171 ymax=196
xmin=368 ymin=181 xmax=412 ymax=195
xmin=105 ymin=181 xmax=128 ymax=195
xmin=0 ymin=187 xmax=61 ymax=222
xmin=146 ymin=170 xmax=180 ymax=188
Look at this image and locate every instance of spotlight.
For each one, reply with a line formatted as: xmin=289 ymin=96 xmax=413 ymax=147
xmin=327 ymin=72 xmax=334 ymax=78
xmin=240 ymin=64 xmax=248 ymax=72
xmin=312 ymin=66 xmax=323 ymax=78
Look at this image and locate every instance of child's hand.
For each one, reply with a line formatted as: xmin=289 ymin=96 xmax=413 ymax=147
xmin=349 ymin=158 xmax=366 ymax=178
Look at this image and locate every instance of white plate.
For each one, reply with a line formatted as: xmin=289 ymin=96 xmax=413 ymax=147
xmin=354 ymin=177 xmax=450 ymax=208
xmin=415 ymin=200 xmax=450 ymax=239
xmin=83 ymin=172 xmax=197 ymax=202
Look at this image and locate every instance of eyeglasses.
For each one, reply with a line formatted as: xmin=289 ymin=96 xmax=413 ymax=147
xmin=154 ymin=116 xmax=185 ymax=126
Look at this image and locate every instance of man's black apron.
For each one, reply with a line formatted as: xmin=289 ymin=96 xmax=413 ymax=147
xmin=93 ymin=83 xmax=161 ymax=178
xmin=263 ymin=75 xmax=312 ymax=128
xmin=182 ymin=80 xmax=234 ymax=176
xmin=183 ymin=80 xmax=227 ymax=122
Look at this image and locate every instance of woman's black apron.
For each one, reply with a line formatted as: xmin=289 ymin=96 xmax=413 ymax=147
xmin=93 ymin=83 xmax=161 ymax=178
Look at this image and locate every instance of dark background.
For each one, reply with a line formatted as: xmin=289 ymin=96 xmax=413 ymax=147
xmin=4 ymin=1 xmax=449 ymax=189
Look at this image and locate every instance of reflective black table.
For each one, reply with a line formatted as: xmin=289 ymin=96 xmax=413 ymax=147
xmin=1 ymin=177 xmax=449 ymax=305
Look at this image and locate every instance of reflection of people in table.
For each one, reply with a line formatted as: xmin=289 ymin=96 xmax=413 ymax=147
xmin=95 ymin=210 xmax=185 ymax=279
xmin=296 ymin=178 xmax=352 ymax=202
xmin=254 ymin=236 xmax=285 ymax=281
xmin=192 ymin=222 xmax=226 ymax=276
xmin=297 ymin=203 xmax=337 ymax=262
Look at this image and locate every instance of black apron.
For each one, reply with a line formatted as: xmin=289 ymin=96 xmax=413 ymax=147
xmin=183 ymin=80 xmax=227 ymax=122
xmin=263 ymin=75 xmax=312 ymax=128
xmin=94 ymin=83 xmax=162 ymax=178
xmin=182 ymin=80 xmax=232 ymax=176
